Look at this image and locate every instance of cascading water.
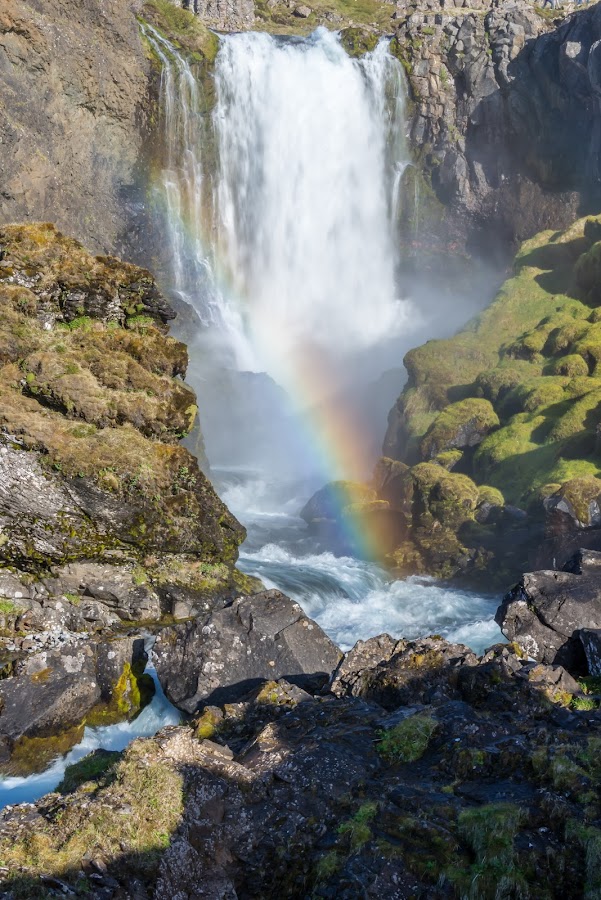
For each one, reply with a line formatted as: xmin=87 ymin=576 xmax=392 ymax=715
xmin=149 ymin=28 xmax=503 ymax=656
xmin=212 ymin=29 xmax=410 ymax=370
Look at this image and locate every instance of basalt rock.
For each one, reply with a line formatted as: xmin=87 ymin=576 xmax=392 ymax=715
xmin=2 ymin=635 xmax=600 ymax=898
xmin=154 ymin=589 xmax=343 ymax=712
xmin=393 ymin=0 xmax=601 ymax=262
xmin=496 ymin=549 xmax=601 ymax=672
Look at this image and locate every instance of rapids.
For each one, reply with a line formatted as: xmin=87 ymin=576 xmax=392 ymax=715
xmin=218 ymin=468 xmax=503 ymax=655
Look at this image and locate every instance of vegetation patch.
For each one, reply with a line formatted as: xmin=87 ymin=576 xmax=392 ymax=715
xmin=377 ymin=713 xmax=437 ymax=763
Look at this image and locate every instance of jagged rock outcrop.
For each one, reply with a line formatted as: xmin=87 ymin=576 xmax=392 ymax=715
xmin=393 ymin=0 xmax=600 ymax=259
xmin=497 ymin=548 xmax=601 ymax=670
xmin=2 ymin=635 xmax=600 ymax=898
xmin=154 ymin=589 xmax=342 ymax=711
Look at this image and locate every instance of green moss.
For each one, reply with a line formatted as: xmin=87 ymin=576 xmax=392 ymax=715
xmin=477 ymin=485 xmax=504 ymax=507
xmin=0 ymin=599 xmax=18 ymax=615
xmin=6 ymin=725 xmax=86 ymax=777
xmin=58 ymin=750 xmax=120 ymax=794
xmin=86 ymin=663 xmax=154 ymax=727
xmin=339 ymin=27 xmax=379 ymax=57
xmin=547 ymin=354 xmax=590 ymax=378
xmin=450 ymin=803 xmax=526 ymax=898
xmin=392 ymin=217 xmax=601 ymax=510
xmin=337 ymin=801 xmax=378 ymax=851
xmin=142 ymin=0 xmax=219 ymax=61
xmin=548 ymin=477 xmax=601 ymax=525
xmin=420 ymin=398 xmax=499 ymax=459
xmin=195 ymin=706 xmax=222 ymax=740
xmin=314 ymin=850 xmax=341 ymax=881
xmin=434 ymin=449 xmax=463 ymax=470
xmin=377 ymin=713 xmax=437 ymax=763
xmin=412 ymin=463 xmax=480 ymax=527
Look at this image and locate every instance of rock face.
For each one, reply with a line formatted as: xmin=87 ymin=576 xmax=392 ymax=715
xmin=393 ymin=0 xmax=601 ymax=260
xmin=154 ymin=590 xmax=343 ymax=711
xmin=497 ymin=549 xmax=601 ymax=671
xmin=0 ymin=224 xmax=251 ymax=766
xmin=2 ymin=635 xmax=600 ymax=898
xmin=0 ymin=0 xmax=151 ymax=258
xmin=0 ymin=223 xmax=245 ymax=587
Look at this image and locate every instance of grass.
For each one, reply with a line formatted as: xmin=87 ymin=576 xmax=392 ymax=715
xmin=0 ymin=739 xmax=184 ymax=890
xmin=337 ymin=801 xmax=378 ymax=851
xmin=377 ymin=713 xmax=437 ymax=763
xmin=0 ymin=598 xmax=18 ymax=615
xmin=450 ymin=803 xmax=526 ymax=898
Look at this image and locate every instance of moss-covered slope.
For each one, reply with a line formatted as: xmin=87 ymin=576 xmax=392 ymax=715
xmin=377 ymin=216 xmax=601 ymax=582
xmin=0 ymin=223 xmax=247 ymax=595
xmin=387 ymin=216 xmax=601 ymax=503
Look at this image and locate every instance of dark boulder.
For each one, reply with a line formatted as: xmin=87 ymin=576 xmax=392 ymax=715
xmin=154 ymin=590 xmax=343 ymax=713
xmin=579 ymin=629 xmax=601 ymax=677
xmin=496 ymin=549 xmax=601 ymax=672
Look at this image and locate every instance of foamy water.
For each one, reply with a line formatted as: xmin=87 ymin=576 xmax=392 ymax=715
xmin=220 ymin=470 xmax=503 ymax=655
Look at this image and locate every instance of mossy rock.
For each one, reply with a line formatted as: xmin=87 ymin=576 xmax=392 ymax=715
xmin=0 ymin=224 xmax=246 ymax=580
xmin=339 ymin=27 xmax=379 ymax=57
xmin=434 ymin=449 xmax=463 ymax=470
xmin=86 ymin=663 xmax=155 ymax=727
xmin=142 ymin=0 xmax=219 ymax=62
xmin=575 ymin=241 xmax=601 ymax=303
xmin=6 ymin=724 xmax=85 ymax=777
xmin=420 ymin=398 xmax=499 ymax=460
xmin=477 ymin=485 xmax=505 ymax=507
xmin=546 ymin=354 xmax=590 ymax=378
xmin=388 ymin=216 xmax=601 ymax=508
xmin=411 ymin=463 xmax=479 ymax=530
xmin=300 ymin=480 xmax=376 ymax=524
xmin=547 ymin=477 xmax=601 ymax=527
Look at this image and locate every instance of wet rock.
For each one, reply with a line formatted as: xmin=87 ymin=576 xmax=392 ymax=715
xmin=154 ymin=589 xmax=343 ymax=713
xmin=0 ymin=634 xmax=148 ymax=773
xmin=4 ymin=634 xmax=600 ymax=899
xmin=579 ymin=629 xmax=601 ymax=677
xmin=331 ymin=634 xmax=478 ymax=709
xmin=496 ymin=550 xmax=601 ymax=671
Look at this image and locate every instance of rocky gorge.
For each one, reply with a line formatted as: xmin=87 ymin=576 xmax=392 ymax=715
xmin=2 ymin=0 xmax=601 ymax=897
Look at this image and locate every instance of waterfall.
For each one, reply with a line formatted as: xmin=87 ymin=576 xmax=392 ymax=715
xmin=146 ymin=25 xmax=411 ymax=383
xmin=212 ymin=28 xmax=410 ymax=373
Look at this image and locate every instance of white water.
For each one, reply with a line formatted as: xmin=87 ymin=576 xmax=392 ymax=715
xmin=219 ymin=469 xmax=503 ymax=654
xmin=213 ymin=29 xmax=411 ymax=372
xmin=154 ymin=36 xmax=502 ymax=656
xmin=0 ymin=664 xmax=181 ymax=809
